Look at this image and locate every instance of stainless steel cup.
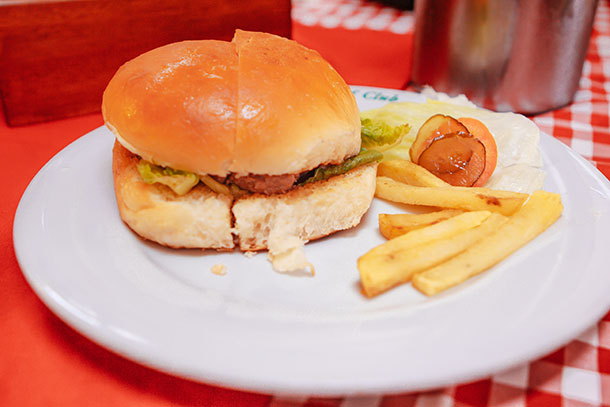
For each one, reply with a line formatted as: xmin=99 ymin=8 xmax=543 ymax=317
xmin=411 ymin=0 xmax=599 ymax=114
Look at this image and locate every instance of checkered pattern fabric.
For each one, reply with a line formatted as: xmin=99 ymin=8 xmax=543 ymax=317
xmin=283 ymin=1 xmax=610 ymax=406
xmin=292 ymin=0 xmax=414 ymax=34
xmin=269 ymin=314 xmax=610 ymax=406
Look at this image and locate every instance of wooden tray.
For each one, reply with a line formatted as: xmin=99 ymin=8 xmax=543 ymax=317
xmin=0 ymin=0 xmax=291 ymax=126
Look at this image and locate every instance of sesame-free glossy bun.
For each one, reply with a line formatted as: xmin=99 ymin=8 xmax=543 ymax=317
xmin=103 ymin=40 xmax=238 ymax=176
xmin=102 ymin=30 xmax=361 ymax=177
xmin=231 ymin=30 xmax=361 ymax=174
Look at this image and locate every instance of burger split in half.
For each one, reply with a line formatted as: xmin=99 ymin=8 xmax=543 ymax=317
xmin=103 ymin=30 xmax=379 ymax=269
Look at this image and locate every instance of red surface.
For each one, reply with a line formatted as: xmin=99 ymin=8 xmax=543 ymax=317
xmin=293 ymin=24 xmax=413 ymax=89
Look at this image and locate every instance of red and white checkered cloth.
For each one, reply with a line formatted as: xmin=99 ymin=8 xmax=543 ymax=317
xmin=288 ymin=1 xmax=610 ymax=406
xmin=292 ymin=0 xmax=414 ymax=33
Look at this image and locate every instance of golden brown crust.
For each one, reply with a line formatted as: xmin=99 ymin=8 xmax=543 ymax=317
xmin=103 ymin=31 xmax=360 ymax=177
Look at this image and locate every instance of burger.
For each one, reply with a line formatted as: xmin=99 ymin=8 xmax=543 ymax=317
xmin=102 ymin=30 xmax=379 ymax=260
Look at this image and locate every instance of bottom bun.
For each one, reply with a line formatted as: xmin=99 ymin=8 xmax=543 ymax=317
xmin=233 ymin=163 xmax=377 ymax=251
xmin=112 ymin=141 xmax=235 ymax=249
xmin=112 ymin=141 xmax=377 ymax=250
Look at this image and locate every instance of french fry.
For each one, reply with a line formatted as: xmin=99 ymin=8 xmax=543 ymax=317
xmin=378 ymin=159 xmax=449 ymax=187
xmin=359 ymin=211 xmax=498 ymax=297
xmin=379 ymin=209 xmax=464 ymax=239
xmin=412 ymin=191 xmax=563 ymax=296
xmin=375 ymin=176 xmax=528 ymax=216
xmin=369 ymin=211 xmax=490 ymax=256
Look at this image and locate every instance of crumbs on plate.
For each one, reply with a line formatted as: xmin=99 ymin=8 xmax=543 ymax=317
xmin=211 ymin=263 xmax=227 ymax=276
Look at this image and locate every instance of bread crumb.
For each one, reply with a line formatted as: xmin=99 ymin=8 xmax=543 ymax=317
xmin=267 ymin=231 xmax=315 ymax=276
xmin=211 ymin=263 xmax=227 ymax=276
xmin=243 ymin=251 xmax=257 ymax=258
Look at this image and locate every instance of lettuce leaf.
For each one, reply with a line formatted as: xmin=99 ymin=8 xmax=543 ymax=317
xmin=199 ymin=174 xmax=231 ymax=196
xmin=361 ymin=118 xmax=410 ymax=151
xmin=137 ymin=160 xmax=199 ymax=195
xmin=199 ymin=175 xmax=249 ymax=198
xmin=301 ymin=149 xmax=382 ymax=185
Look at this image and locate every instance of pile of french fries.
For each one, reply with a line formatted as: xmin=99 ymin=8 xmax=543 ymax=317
xmin=358 ymin=160 xmax=564 ymax=297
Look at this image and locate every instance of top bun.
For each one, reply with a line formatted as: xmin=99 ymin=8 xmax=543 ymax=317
xmin=102 ymin=30 xmax=361 ymax=176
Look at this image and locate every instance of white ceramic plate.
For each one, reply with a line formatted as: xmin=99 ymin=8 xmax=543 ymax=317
xmin=14 ymin=87 xmax=610 ymax=396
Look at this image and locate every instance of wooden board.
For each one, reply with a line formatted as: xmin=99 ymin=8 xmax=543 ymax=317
xmin=0 ymin=0 xmax=291 ymax=126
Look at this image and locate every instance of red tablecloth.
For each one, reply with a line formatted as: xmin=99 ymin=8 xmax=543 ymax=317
xmin=2 ymin=1 xmax=610 ymax=406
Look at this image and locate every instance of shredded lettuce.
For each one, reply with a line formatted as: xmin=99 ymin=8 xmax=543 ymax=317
xmin=229 ymin=183 xmax=250 ymax=198
xmin=301 ymin=149 xmax=382 ymax=185
xmin=199 ymin=174 xmax=231 ymax=196
xmin=361 ymin=118 xmax=410 ymax=152
xmin=136 ymin=160 xmax=199 ymax=195
xmin=199 ymin=175 xmax=249 ymax=198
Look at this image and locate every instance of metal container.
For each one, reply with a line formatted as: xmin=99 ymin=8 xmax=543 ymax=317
xmin=411 ymin=0 xmax=599 ymax=114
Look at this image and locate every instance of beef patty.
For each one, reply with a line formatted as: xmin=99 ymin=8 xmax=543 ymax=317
xmin=228 ymin=173 xmax=300 ymax=195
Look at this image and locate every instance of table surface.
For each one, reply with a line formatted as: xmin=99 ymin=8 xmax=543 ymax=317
xmin=2 ymin=1 xmax=610 ymax=406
